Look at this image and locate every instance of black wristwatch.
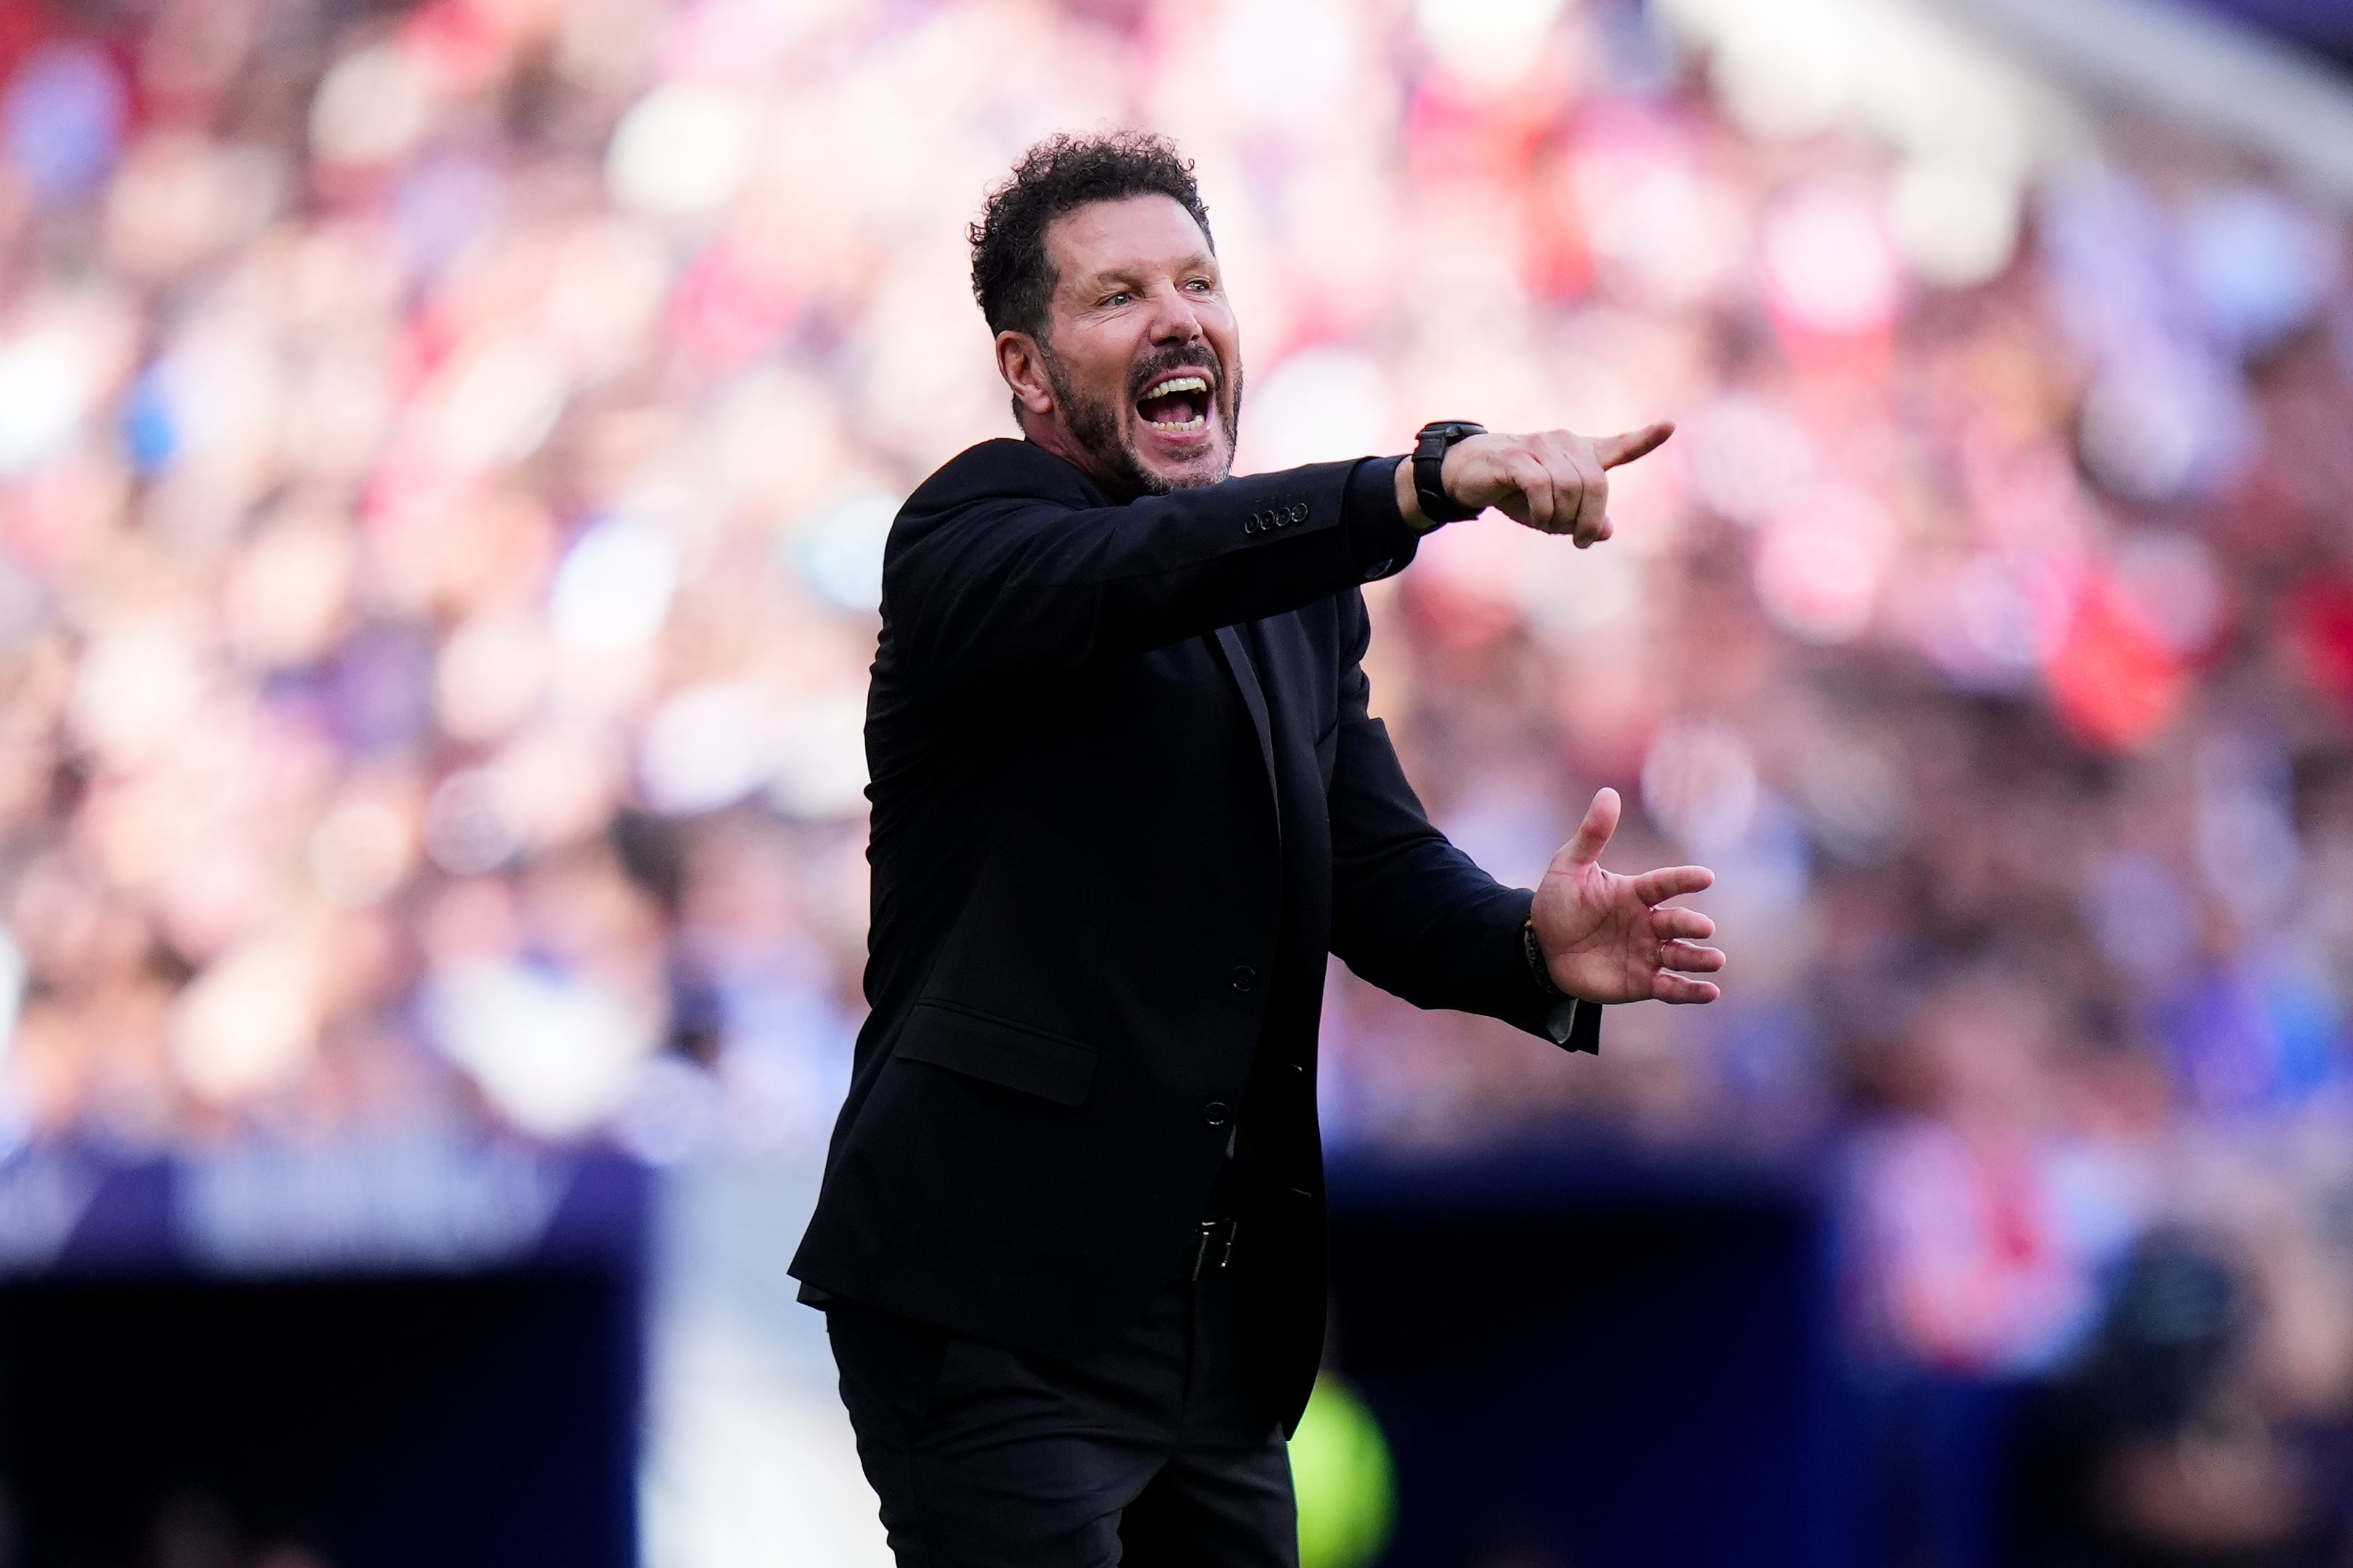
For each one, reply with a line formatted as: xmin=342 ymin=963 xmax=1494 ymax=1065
xmin=1412 ymin=421 xmax=1487 ymax=526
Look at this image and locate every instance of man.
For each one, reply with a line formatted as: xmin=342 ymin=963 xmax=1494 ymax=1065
xmin=790 ymin=131 xmax=1725 ymax=1567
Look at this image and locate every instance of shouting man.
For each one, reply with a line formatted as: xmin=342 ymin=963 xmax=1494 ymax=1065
xmin=791 ymin=131 xmax=1725 ymax=1567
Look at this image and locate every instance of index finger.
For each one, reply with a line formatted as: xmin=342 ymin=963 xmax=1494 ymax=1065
xmin=1630 ymin=863 xmax=1713 ymax=906
xmin=1592 ymin=421 xmax=1674 ymax=470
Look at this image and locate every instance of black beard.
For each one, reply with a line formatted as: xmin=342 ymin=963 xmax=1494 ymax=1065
xmin=1039 ymin=339 xmax=1243 ymax=501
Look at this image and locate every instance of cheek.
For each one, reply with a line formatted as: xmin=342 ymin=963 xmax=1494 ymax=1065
xmin=1208 ymin=315 xmax=1242 ymax=369
xmin=1056 ymin=320 xmax=1138 ymax=402
xmin=1207 ymin=328 xmax=1242 ymax=403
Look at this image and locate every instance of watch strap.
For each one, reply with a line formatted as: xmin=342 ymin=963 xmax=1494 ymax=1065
xmin=1412 ymin=421 xmax=1486 ymax=525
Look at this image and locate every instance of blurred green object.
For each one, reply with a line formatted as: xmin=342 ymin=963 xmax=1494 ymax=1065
xmin=1289 ymin=1371 xmax=1397 ymax=1568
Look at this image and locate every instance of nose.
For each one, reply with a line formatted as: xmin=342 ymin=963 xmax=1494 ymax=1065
xmin=1144 ymin=283 xmax=1205 ymax=346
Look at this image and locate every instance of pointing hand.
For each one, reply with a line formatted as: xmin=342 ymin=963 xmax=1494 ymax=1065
xmin=1403 ymin=422 xmax=1674 ymax=548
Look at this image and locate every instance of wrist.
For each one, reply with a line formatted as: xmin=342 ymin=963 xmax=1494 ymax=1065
xmin=1412 ymin=421 xmax=1488 ymax=527
xmin=1523 ymin=917 xmax=1567 ymax=997
xmin=1393 ymin=456 xmax=1440 ymax=534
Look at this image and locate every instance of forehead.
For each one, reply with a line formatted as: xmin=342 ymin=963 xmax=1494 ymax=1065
xmin=1045 ymin=195 xmax=1212 ymax=288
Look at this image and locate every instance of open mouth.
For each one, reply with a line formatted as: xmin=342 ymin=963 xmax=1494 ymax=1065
xmin=1135 ymin=373 xmax=1213 ymax=433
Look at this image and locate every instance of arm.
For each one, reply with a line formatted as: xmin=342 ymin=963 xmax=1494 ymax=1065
xmin=886 ymin=418 xmax=1680 ymax=685
xmin=1324 ymin=591 xmax=1592 ymax=1047
xmin=1327 ymin=594 xmax=1729 ymax=1047
xmin=886 ymin=444 xmax=1418 ymax=683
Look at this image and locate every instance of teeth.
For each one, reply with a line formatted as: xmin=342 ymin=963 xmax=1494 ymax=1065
xmin=1142 ymin=375 xmax=1210 ymax=399
xmin=1143 ymin=413 xmax=1208 ymax=431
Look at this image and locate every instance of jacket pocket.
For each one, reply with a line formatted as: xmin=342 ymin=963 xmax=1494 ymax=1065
xmin=893 ymin=1001 xmax=1098 ymax=1108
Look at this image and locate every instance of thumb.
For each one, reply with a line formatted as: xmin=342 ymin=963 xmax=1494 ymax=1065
xmin=1594 ymin=421 xmax=1674 ymax=469
xmin=1561 ymin=787 xmax=1621 ymax=868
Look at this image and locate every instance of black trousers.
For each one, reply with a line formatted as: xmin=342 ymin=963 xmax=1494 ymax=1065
xmin=825 ymin=1227 xmax=1298 ymax=1567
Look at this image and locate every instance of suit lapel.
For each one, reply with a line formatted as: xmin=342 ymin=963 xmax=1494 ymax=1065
xmin=1210 ymin=624 xmax=1281 ymax=847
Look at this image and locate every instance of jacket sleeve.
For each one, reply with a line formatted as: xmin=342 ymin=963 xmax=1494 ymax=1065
xmin=1324 ymin=590 xmax=1600 ymax=1053
xmin=883 ymin=442 xmax=1422 ymax=682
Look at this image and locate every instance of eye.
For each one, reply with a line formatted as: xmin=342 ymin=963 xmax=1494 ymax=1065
xmin=1101 ymin=291 xmax=1132 ymax=307
xmin=1184 ymin=278 xmax=1213 ymax=293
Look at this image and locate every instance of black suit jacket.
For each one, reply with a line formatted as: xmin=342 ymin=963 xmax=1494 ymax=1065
xmin=790 ymin=437 xmax=1597 ymax=1430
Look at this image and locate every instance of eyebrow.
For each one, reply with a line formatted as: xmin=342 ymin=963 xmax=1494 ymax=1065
xmin=1077 ymin=253 xmax=1218 ymax=292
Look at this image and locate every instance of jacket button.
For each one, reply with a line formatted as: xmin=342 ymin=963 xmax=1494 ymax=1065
xmin=1202 ymin=1100 xmax=1233 ymax=1128
xmin=1289 ymin=503 xmax=1308 ymax=524
xmin=1228 ymin=964 xmax=1258 ymax=993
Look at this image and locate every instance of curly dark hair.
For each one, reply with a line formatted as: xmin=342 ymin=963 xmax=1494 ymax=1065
xmin=968 ymin=131 xmax=1215 ymax=341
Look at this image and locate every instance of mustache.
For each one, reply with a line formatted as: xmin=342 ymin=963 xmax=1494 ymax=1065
xmin=1127 ymin=346 xmax=1222 ymax=401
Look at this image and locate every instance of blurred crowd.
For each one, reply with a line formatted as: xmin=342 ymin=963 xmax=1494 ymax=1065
xmin=1 ymin=0 xmax=2352 ymax=1511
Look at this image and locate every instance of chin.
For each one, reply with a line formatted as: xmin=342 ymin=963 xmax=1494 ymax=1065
xmin=1143 ymin=455 xmax=1231 ymax=492
xmin=1124 ymin=427 xmax=1233 ymax=493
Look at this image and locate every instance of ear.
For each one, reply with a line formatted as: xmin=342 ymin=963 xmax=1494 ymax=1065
xmin=995 ymin=331 xmax=1057 ymax=421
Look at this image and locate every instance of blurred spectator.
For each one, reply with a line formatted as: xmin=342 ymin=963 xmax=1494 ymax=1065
xmin=1845 ymin=966 xmax=2139 ymax=1378
xmin=2009 ymin=1231 xmax=2353 ymax=1567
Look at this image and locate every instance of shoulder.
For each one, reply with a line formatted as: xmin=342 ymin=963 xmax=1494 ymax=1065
xmin=902 ymin=438 xmax=1103 ymax=520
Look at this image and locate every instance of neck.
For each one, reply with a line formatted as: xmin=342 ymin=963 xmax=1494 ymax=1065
xmin=1017 ymin=410 xmax=1085 ymax=471
xmin=1020 ymin=416 xmax=1141 ymax=501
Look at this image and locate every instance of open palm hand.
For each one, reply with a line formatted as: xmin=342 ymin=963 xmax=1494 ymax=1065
xmin=1531 ymin=788 xmax=1725 ymax=1005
